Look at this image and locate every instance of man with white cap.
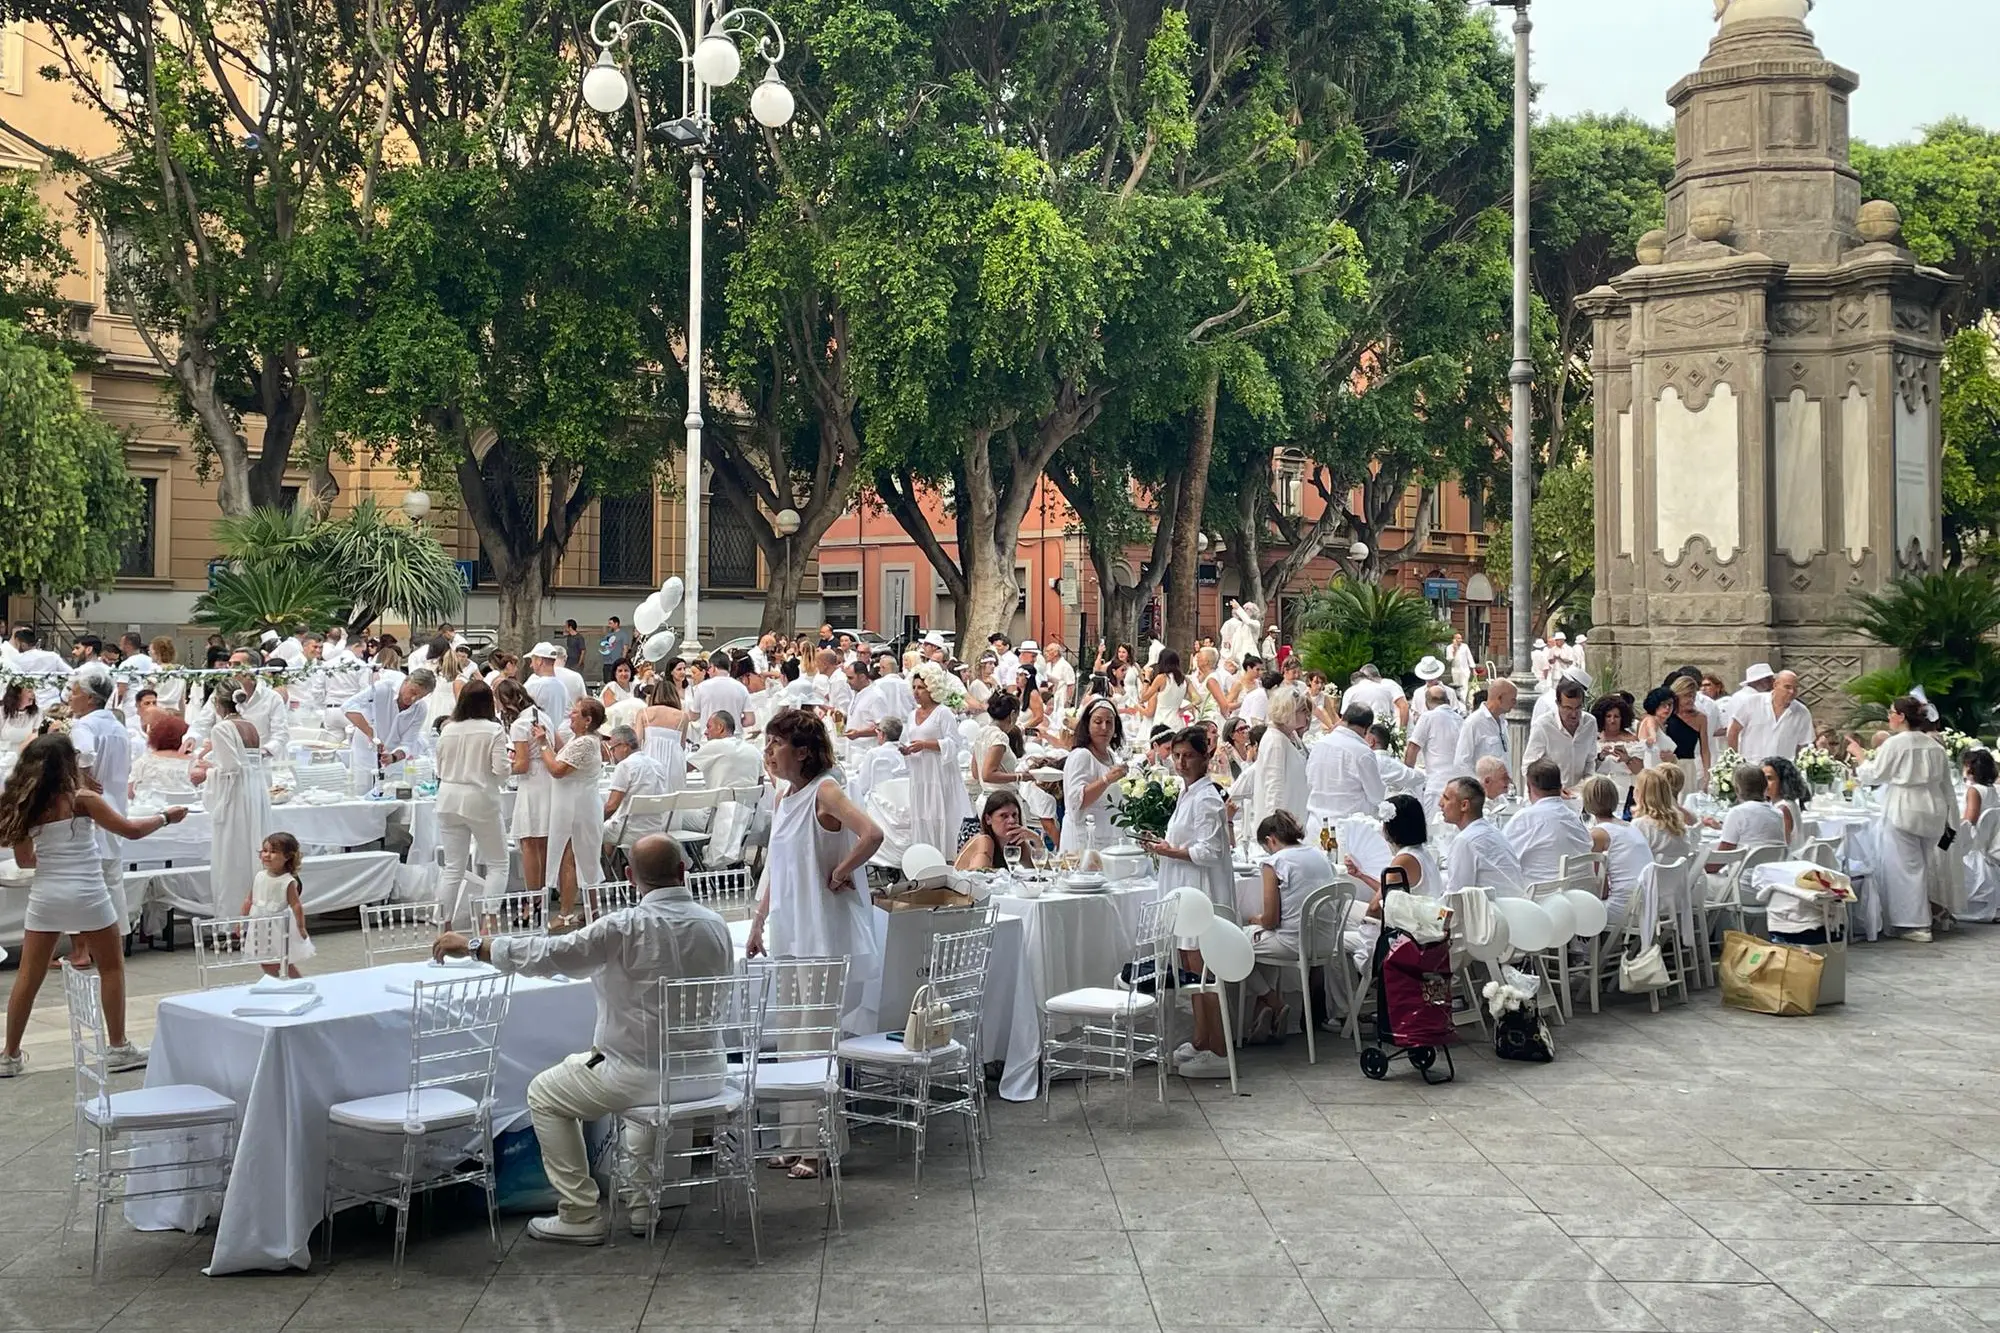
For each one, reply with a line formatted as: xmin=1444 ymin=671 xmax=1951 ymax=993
xmin=920 ymin=630 xmax=951 ymax=664
xmin=1408 ymin=655 xmax=1460 ymax=718
xmin=524 ymin=642 xmax=574 ymax=730
xmin=1728 ymin=668 xmax=1812 ymax=761
xmin=1547 ymin=630 xmax=1570 ymax=673
xmin=1530 ymin=637 xmax=1549 ymax=686
xmin=1017 ymin=639 xmax=1040 ymax=681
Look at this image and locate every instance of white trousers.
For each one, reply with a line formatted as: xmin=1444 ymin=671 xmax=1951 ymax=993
xmin=525 ymin=1052 xmax=658 ymax=1224
xmin=436 ymin=807 xmax=508 ymax=928
xmin=1247 ymin=929 xmax=1300 ymax=998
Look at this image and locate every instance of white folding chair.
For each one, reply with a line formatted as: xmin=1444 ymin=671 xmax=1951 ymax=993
xmin=1706 ymin=843 xmax=1784 ymax=961
xmin=841 ymin=912 xmax=998 ymax=1189
xmin=582 ymin=879 xmax=643 ymax=923
xmin=1043 ymin=896 xmax=1173 ymax=1126
xmin=612 ymin=972 xmax=766 ymax=1254
xmin=688 ymin=866 xmax=756 ymax=920
xmin=662 ymin=789 xmax=719 ymax=866
xmin=322 ymin=971 xmax=514 ymax=1287
xmin=471 ymin=889 xmax=547 ymax=939
xmin=190 ymin=914 xmax=294 ymax=989
xmin=710 ymin=783 xmax=769 ymax=867
xmin=608 ymin=792 xmax=676 ymax=851
xmin=60 ymin=964 xmax=238 ymax=1281
xmin=1296 ymin=881 xmax=1361 ymax=1061
xmin=752 ymin=957 xmax=851 ymax=1230
xmin=1175 ymin=902 xmax=1245 ymax=1092
xmin=360 ymin=902 xmax=440 ymax=967
xmin=1624 ymin=856 xmax=1694 ymax=1012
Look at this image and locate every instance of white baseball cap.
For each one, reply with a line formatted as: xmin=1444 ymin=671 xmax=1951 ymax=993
xmin=528 ymin=641 xmax=561 ymax=660
xmin=260 ymin=630 xmax=280 ymax=645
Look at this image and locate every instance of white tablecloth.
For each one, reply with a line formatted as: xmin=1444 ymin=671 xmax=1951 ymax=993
xmin=144 ymin=851 xmax=403 ymax=919
xmin=127 ymin=961 xmax=595 ymax=1273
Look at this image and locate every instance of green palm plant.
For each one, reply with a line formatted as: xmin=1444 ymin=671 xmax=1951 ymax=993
xmin=201 ymin=498 xmax=465 ymax=636
xmin=1294 ymin=579 xmax=1446 ymax=686
xmin=191 ymin=564 xmax=348 ymax=636
xmin=1842 ymin=570 xmax=2000 ymax=733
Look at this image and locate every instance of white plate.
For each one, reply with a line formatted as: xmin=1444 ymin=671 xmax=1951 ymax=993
xmin=1060 ymin=872 xmax=1109 ymax=892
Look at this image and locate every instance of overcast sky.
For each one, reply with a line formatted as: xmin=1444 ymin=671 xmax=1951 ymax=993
xmin=1521 ymin=0 xmax=2000 ymax=145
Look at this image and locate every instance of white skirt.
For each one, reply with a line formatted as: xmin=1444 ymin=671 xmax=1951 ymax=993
xmin=25 ymin=878 xmax=117 ymax=934
xmin=511 ymin=771 xmax=554 ymax=839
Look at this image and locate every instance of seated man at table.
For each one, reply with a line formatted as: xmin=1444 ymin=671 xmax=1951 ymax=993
xmin=1440 ymin=776 xmax=1526 ymax=898
xmin=603 ymin=725 xmax=669 ymax=855
xmin=1505 ymin=758 xmax=1592 ymax=886
xmin=1707 ymin=763 xmax=1788 ymax=872
xmin=432 ymin=833 xmax=731 ymax=1245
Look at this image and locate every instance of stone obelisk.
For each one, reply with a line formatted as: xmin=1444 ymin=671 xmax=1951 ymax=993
xmin=1580 ymin=0 xmax=1954 ymax=705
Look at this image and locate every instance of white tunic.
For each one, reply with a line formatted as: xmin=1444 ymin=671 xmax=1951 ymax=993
xmin=1155 ymin=775 xmax=1234 ymax=911
xmin=1149 ymin=675 xmax=1189 ymax=728
xmin=205 ymin=722 xmax=272 ymax=912
xmin=547 ymin=735 xmax=605 ymax=886
xmin=764 ymin=773 xmax=882 ymax=1032
xmin=1060 ymin=747 xmax=1123 ymax=854
xmin=905 ymin=704 xmax=973 ymax=854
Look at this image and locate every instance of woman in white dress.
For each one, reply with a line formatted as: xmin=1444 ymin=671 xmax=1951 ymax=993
xmin=1060 ymin=697 xmax=1128 ymax=857
xmin=747 ymin=708 xmax=885 ymax=1173
xmin=974 ymin=693 xmax=1057 ymax=846
xmin=599 ymin=659 xmax=639 ymax=709
xmin=535 ymin=696 xmax=607 ymax=928
xmin=433 ymin=680 xmax=512 ymax=928
xmin=1249 ymin=684 xmax=1311 ymax=843
xmin=1340 ymin=794 xmax=1441 ymax=972
xmin=1 ymin=684 xmax=39 ymax=759
xmin=636 ymin=676 xmax=690 ymax=793
xmin=1141 ymin=649 xmax=1191 ymax=729
xmin=899 ymin=664 xmax=972 ymax=856
xmin=1138 ymin=725 xmax=1235 ymax=1078
xmin=190 ymin=690 xmax=272 ymax=921
xmin=1851 ymin=696 xmax=1958 ymax=940
xmin=498 ymin=678 xmax=555 ymax=899
xmin=149 ymin=637 xmax=186 ymax=713
xmin=1762 ymin=756 xmax=1812 ymax=851
xmin=1 ymin=734 xmax=190 ymax=1077
xmin=966 ymin=656 xmax=998 ymax=711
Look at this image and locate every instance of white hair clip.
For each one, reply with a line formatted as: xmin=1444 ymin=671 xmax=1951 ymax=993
xmin=1911 ymin=684 xmax=1940 ymax=723
xmin=1377 ymin=800 xmax=1399 ymax=822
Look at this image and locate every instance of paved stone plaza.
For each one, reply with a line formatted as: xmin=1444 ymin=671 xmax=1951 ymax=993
xmin=5 ymin=925 xmax=2000 ymax=1332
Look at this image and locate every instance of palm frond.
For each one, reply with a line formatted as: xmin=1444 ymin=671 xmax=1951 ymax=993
xmin=1295 ymin=579 xmax=1445 ymax=685
xmin=191 ymin=565 xmax=347 ymax=636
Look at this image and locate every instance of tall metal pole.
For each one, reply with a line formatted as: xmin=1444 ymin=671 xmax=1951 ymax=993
xmin=684 ymin=157 xmax=706 ymax=655
xmin=1503 ymin=0 xmax=1537 ymax=782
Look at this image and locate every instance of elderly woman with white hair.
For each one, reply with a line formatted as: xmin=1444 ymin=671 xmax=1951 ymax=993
xmin=1247 ymin=682 xmax=1311 ymax=841
xmin=898 ymin=662 xmax=972 ymax=855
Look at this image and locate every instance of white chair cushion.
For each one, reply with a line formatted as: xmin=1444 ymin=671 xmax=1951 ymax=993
xmin=85 ymin=1084 xmax=237 ymax=1132
xmin=623 ymin=1083 xmax=746 ymax=1125
xmin=1044 ymin=986 xmax=1158 ymax=1019
xmin=752 ymin=1057 xmax=836 ymax=1101
xmin=328 ymin=1087 xmax=481 ymax=1132
xmin=838 ymin=1032 xmax=965 ymax=1066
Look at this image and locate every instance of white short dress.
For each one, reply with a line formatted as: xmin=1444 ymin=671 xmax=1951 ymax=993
xmin=509 ymin=706 xmax=555 ymax=840
xmin=248 ymin=869 xmax=314 ymax=960
xmin=24 ymin=814 xmax=118 ymax=934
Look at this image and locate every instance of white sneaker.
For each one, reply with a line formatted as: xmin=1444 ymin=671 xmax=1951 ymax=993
xmin=1176 ymin=1050 xmax=1233 ymax=1080
xmin=1904 ymin=928 xmax=1933 ymax=943
xmin=1171 ymin=1041 xmax=1198 ymax=1064
xmin=526 ymin=1215 xmax=608 ymax=1246
xmin=105 ymin=1042 xmax=148 ymax=1073
xmin=627 ymin=1204 xmax=658 ymax=1236
xmin=0 ymin=1051 xmax=23 ymax=1078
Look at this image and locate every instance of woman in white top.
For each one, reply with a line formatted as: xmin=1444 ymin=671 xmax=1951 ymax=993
xmin=635 ymin=675 xmax=691 ymax=793
xmin=599 ymin=658 xmax=639 ymax=708
xmin=1141 ymin=649 xmax=1191 ymax=728
xmin=1632 ymin=767 xmax=1697 ymax=864
xmin=1850 ymin=696 xmax=1958 ymax=939
xmin=433 ymin=679 xmax=512 ymax=928
xmin=1244 ymin=809 xmax=1331 ymax=1042
xmin=1138 ymin=726 xmax=1235 ymax=1077
xmin=1963 ymin=748 xmax=1998 ymax=829
xmin=1060 ymin=697 xmax=1128 ymax=857
xmin=1249 ymin=683 xmax=1311 ymax=844
xmin=974 ymin=693 xmax=1057 ymax=846
xmin=1341 ymin=795 xmax=1441 ymax=971
xmin=129 ymin=716 xmax=194 ymax=798
xmin=424 ymin=648 xmax=468 ymax=731
xmin=497 ymin=678 xmax=555 ymax=899
xmin=536 ymin=696 xmax=608 ymax=927
xmin=900 ymin=665 xmax=973 ymax=857
xmin=1 ymin=734 xmax=190 ymax=1077
xmin=1 ymin=684 xmax=39 ymax=758
xmin=1580 ymin=775 xmax=1650 ymax=935
xmin=1761 ymin=756 xmax=1812 ymax=851
xmin=748 ymin=708 xmax=885 ymax=1172
xmin=967 ymin=656 xmax=998 ymax=711
xmin=1189 ymin=647 xmax=1234 ymax=718
xmin=190 ymin=690 xmax=272 ymax=926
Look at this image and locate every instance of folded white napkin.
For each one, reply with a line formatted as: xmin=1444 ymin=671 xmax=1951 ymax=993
xmin=248 ymin=975 xmax=316 ymax=995
xmin=232 ymin=993 xmax=322 ymax=1017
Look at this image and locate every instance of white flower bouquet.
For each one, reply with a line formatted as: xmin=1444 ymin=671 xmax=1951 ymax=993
xmin=1710 ymin=747 xmax=1747 ymax=801
xmin=1113 ymin=766 xmax=1182 ymax=840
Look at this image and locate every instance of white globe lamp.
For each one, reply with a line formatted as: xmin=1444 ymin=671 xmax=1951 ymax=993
xmin=692 ymin=33 xmax=742 ymax=86
xmin=401 ymin=490 xmax=432 ymax=523
xmin=582 ymin=51 xmax=629 ymax=114
xmin=774 ymin=507 xmax=801 ymax=537
xmin=1348 ymin=539 xmax=1370 ymax=561
xmin=749 ymin=66 xmax=795 ymax=128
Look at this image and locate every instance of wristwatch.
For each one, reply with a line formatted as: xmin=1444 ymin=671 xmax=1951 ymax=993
xmin=464 ymin=935 xmax=484 ymax=961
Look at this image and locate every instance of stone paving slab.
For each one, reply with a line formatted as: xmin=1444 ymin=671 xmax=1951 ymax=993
xmin=3 ymin=920 xmax=2000 ymax=1331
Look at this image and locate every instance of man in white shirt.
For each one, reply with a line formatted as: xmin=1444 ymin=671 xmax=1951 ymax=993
xmin=1345 ymin=665 xmax=1408 ymax=730
xmin=690 ymin=712 xmax=764 ymax=861
xmin=1710 ymin=763 xmax=1789 ymax=868
xmin=919 ymin=631 xmax=951 ymax=665
xmin=1530 ymin=638 xmax=1550 ymax=686
xmin=69 ymin=666 xmax=137 ymax=959
xmin=112 ymin=632 xmax=155 ymax=709
xmin=1505 ymin=758 xmax=1594 ymax=885
xmin=1041 ymin=639 xmax=1078 ymax=716
xmin=989 ymin=634 xmax=1021 ymax=688
xmin=813 ymin=649 xmax=852 ymax=715
xmin=689 ymin=652 xmax=751 ymax=730
xmin=1017 ymin=640 xmax=1041 ymax=684
xmin=1440 ymin=776 xmax=1526 ymax=897
xmin=1453 ymin=678 xmax=1515 ymax=778
xmin=1306 ymin=704 xmax=1385 ymax=824
xmin=1446 ymin=632 xmax=1475 ymax=694
xmin=870 ymin=652 xmax=917 ymax=720
xmin=432 ymin=834 xmax=732 ymax=1245
xmin=342 ymin=668 xmax=438 ymax=777
xmin=1728 ymin=669 xmax=1812 ymax=762
xmin=1525 ymin=677 xmax=1599 ymax=791
xmin=188 ymin=650 xmax=292 ymax=756
xmin=554 ymin=646 xmax=588 ymax=706
xmin=1723 ymin=661 xmax=1774 ymax=732
xmin=1404 ymin=684 xmax=1465 ymax=817
xmin=845 ymin=665 xmax=902 ymax=749
xmin=603 ymin=726 xmax=671 ymax=849
xmin=521 ymin=642 xmax=573 ymax=725
xmin=10 ymin=627 xmax=71 ymax=709
xmin=1367 ymin=723 xmax=1424 ymax=798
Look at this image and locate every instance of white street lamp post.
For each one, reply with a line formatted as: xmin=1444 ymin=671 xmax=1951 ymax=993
xmin=1492 ymin=0 xmax=1537 ymax=784
xmin=582 ymin=0 xmax=794 ymax=655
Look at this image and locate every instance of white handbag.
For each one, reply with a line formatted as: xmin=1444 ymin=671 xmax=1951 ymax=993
xmin=1618 ymin=942 xmax=1670 ymax=992
xmin=903 ymin=983 xmax=957 ymax=1052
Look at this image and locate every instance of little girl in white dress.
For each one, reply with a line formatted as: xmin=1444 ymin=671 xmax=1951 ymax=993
xmin=241 ymin=831 xmax=313 ymax=977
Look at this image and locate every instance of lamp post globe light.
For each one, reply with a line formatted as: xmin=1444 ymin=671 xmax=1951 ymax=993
xmin=401 ymin=490 xmax=432 ymax=523
xmin=581 ymin=0 xmax=794 ymax=652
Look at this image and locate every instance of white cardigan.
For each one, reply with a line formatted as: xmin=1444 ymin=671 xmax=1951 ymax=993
xmin=434 ymin=718 xmax=510 ymax=819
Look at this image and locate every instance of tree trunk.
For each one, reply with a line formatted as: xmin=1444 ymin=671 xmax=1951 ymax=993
xmin=495 ymin=560 xmax=546 ymax=656
xmin=1163 ymin=369 xmax=1221 ymax=658
xmin=1232 ymin=480 xmax=1268 ymax=611
xmin=760 ymin=542 xmax=807 ymax=637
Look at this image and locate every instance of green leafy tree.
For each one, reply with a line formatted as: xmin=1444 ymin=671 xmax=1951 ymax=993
xmin=1485 ymin=457 xmax=1594 ymax=637
xmin=1939 ymin=325 xmax=2000 ymax=564
xmin=1842 ymin=570 xmax=2000 ymax=733
xmin=1294 ymin=578 xmax=1445 ymax=686
xmin=1854 ymin=120 xmax=2000 ymax=329
xmin=0 ymin=170 xmax=90 ymax=360
xmin=0 ymin=319 xmax=144 ymax=599
xmin=198 ymin=499 xmax=464 ymax=634
xmin=191 ymin=564 xmax=348 ymax=637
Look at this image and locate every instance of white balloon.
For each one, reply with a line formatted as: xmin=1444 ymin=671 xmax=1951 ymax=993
xmin=1197 ymin=918 xmax=1255 ymax=983
xmin=634 ymin=595 xmax=665 ymax=636
xmin=1493 ymin=897 xmax=1555 ymax=954
xmin=1169 ymin=887 xmax=1214 ymax=938
xmin=641 ymin=630 xmax=678 ymax=663
xmin=659 ymin=576 xmax=684 ymax=618
xmin=1561 ymin=888 xmax=1609 ymax=937
xmin=1540 ymin=893 xmax=1577 ymax=944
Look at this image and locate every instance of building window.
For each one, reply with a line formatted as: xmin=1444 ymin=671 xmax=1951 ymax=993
xmin=598 ymin=493 xmax=654 ymax=586
xmin=1275 ymin=451 xmax=1305 ymax=518
xmin=821 ymin=567 xmax=860 ymax=626
xmin=1428 ymin=529 xmax=1451 ymax=550
xmin=707 ymin=492 xmax=759 ymax=589
xmin=1466 ymin=484 xmax=1485 ymax=532
xmin=119 ymin=477 xmax=157 ymax=578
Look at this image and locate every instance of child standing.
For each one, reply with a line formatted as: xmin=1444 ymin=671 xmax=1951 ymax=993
xmin=242 ymin=832 xmax=313 ymax=978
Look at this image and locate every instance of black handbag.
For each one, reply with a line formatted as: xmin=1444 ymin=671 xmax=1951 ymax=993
xmin=1493 ymin=1006 xmax=1555 ymax=1063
